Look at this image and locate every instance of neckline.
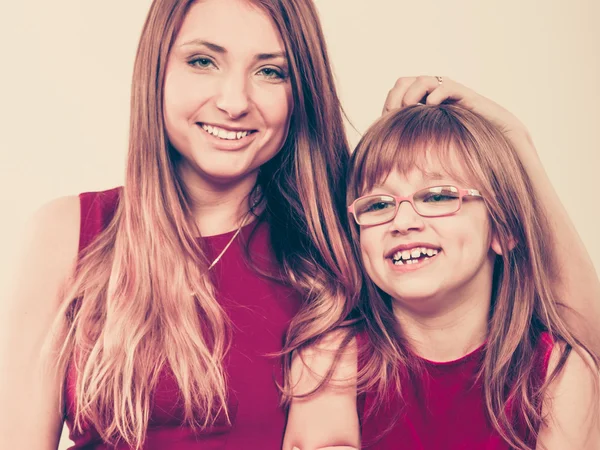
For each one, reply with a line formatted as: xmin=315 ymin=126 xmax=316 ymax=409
xmin=417 ymin=342 xmax=486 ymax=367
xmin=201 ymin=218 xmax=259 ymax=242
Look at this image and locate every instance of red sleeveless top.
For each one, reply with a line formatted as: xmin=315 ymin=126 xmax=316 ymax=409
xmin=64 ymin=188 xmax=302 ymax=449
xmin=359 ymin=333 xmax=554 ymax=449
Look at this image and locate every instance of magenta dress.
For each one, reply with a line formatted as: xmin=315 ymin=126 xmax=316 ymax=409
xmin=359 ymin=332 xmax=554 ymax=449
xmin=64 ymin=187 xmax=302 ymax=449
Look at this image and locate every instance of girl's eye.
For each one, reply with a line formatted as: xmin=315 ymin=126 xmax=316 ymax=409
xmin=423 ymin=194 xmax=454 ymax=203
xmin=257 ymin=67 xmax=286 ymax=80
xmin=364 ymin=201 xmax=392 ymax=212
xmin=188 ymin=57 xmax=215 ymax=69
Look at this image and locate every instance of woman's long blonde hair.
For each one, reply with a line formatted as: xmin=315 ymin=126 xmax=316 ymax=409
xmin=49 ymin=0 xmax=361 ymax=447
xmin=347 ymin=104 xmax=599 ymax=450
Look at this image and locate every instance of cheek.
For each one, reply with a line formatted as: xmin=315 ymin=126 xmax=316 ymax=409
xmin=444 ymin=218 xmax=492 ymax=258
xmin=164 ymin=69 xmax=212 ymax=122
xmin=359 ymin=230 xmax=383 ymax=273
xmin=255 ymin=84 xmax=293 ymax=130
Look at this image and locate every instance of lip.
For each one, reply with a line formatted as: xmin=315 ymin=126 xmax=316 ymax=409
xmin=384 ymin=242 xmax=441 ymax=259
xmin=196 ymin=123 xmax=258 ymax=151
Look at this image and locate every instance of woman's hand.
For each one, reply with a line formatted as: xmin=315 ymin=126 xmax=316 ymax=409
xmin=382 ymin=76 xmax=531 ymax=146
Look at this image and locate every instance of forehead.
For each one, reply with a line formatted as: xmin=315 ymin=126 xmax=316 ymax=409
xmin=176 ymin=0 xmax=285 ymax=54
xmin=365 ymin=145 xmax=472 ymax=193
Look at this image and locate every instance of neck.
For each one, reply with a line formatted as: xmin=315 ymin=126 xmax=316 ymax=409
xmin=178 ymin=164 xmax=259 ymax=236
xmin=392 ymin=273 xmax=493 ymax=362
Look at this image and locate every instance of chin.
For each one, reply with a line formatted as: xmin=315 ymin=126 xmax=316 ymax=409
xmin=383 ymin=282 xmax=441 ymax=305
xmin=193 ymin=158 xmax=257 ymax=180
xmin=391 ymin=291 xmax=438 ymax=303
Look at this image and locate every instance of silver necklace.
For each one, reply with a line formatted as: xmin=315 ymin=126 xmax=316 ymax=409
xmin=207 ymin=188 xmax=262 ymax=270
xmin=207 ymin=214 xmax=248 ymax=270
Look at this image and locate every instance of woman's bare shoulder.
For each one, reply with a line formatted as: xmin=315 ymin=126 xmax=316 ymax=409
xmin=0 ymin=196 xmax=81 ymax=446
xmin=538 ymin=341 xmax=600 ymax=449
xmin=9 ymin=195 xmax=81 ymax=309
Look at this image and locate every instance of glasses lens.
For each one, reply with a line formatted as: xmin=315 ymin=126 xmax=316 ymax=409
xmin=414 ymin=186 xmax=460 ymax=216
xmin=354 ymin=195 xmax=397 ymax=225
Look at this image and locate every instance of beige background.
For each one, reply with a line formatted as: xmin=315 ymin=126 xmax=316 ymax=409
xmin=0 ymin=0 xmax=598 ymax=448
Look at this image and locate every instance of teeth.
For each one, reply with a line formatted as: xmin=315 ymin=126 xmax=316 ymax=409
xmin=391 ymin=247 xmax=439 ymax=262
xmin=201 ymin=124 xmax=251 ymax=140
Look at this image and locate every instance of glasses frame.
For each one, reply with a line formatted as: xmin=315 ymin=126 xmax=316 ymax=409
xmin=347 ymin=185 xmax=483 ymax=226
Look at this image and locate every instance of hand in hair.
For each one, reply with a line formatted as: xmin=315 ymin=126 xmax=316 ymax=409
xmin=382 ymin=76 xmax=527 ymax=139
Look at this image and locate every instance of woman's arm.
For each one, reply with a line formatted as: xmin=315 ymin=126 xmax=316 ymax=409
xmin=282 ymin=332 xmax=360 ymax=450
xmin=0 ymin=196 xmax=81 ymax=449
xmin=536 ymin=345 xmax=600 ymax=449
xmin=382 ymin=76 xmax=600 ymax=353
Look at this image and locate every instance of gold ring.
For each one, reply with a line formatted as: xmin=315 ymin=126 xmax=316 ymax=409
xmin=435 ymin=75 xmax=443 ymax=85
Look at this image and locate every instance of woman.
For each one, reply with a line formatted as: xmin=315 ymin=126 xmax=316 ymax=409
xmin=3 ymin=0 xmax=360 ymax=448
xmin=2 ymin=0 xmax=598 ymax=449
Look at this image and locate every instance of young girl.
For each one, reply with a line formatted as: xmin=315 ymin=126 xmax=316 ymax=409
xmin=284 ymin=104 xmax=600 ymax=449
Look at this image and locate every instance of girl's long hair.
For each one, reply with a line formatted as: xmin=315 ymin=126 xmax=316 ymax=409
xmin=47 ymin=0 xmax=360 ymax=447
xmin=347 ymin=104 xmax=599 ymax=450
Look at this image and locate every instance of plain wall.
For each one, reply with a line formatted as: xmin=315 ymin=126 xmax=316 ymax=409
xmin=0 ymin=0 xmax=597 ymax=448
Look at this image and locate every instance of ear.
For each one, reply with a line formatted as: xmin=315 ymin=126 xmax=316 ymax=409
xmin=491 ymin=232 xmax=516 ymax=255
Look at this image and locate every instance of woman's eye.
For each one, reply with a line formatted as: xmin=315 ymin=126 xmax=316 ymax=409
xmin=188 ymin=57 xmax=215 ymax=69
xmin=257 ymin=67 xmax=286 ymax=80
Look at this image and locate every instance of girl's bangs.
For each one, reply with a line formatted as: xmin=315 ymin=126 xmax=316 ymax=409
xmin=352 ymin=106 xmax=478 ymax=197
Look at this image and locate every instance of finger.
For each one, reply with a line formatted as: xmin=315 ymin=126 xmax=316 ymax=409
xmin=402 ymin=75 xmax=445 ymax=106
xmin=425 ymin=77 xmax=474 ymax=107
xmin=382 ymin=76 xmax=417 ymax=115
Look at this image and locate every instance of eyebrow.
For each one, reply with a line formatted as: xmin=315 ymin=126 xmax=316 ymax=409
xmin=369 ymin=171 xmax=452 ymax=191
xmin=179 ymin=39 xmax=287 ymax=62
xmin=422 ymin=171 xmax=448 ymax=181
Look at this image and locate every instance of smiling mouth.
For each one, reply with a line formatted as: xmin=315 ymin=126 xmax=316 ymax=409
xmin=390 ymin=247 xmax=441 ymax=266
xmin=198 ymin=123 xmax=257 ymax=141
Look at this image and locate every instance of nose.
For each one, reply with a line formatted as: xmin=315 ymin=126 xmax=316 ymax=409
xmin=215 ymin=73 xmax=250 ymax=119
xmin=389 ymin=200 xmax=424 ymax=234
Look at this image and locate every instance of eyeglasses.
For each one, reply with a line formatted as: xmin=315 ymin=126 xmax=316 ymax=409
xmin=347 ymin=185 xmax=483 ymax=226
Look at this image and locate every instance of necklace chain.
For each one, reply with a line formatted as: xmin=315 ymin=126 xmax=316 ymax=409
xmin=207 ymin=214 xmax=248 ymax=270
xmin=207 ymin=187 xmax=261 ymax=270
